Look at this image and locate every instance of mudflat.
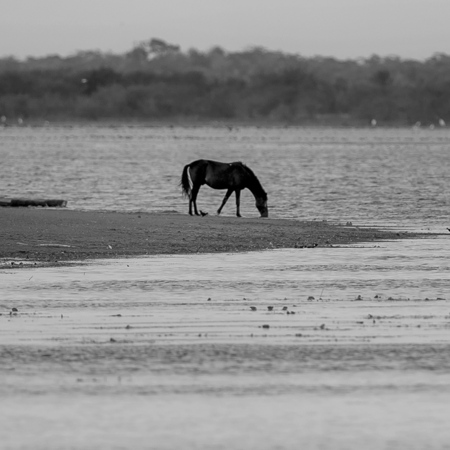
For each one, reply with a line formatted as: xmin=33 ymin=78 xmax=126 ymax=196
xmin=1 ymin=208 xmax=414 ymax=265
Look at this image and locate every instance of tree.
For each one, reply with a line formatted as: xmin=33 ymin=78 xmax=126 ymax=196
xmin=128 ymin=38 xmax=181 ymax=62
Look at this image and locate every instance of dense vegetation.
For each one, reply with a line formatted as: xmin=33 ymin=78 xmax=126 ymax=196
xmin=1 ymin=38 xmax=449 ymax=126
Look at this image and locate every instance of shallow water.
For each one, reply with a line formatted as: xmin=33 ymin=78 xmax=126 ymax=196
xmin=3 ymin=238 xmax=450 ymax=307
xmin=2 ymin=125 xmax=450 ymax=449
xmin=2 ymin=237 xmax=450 ymax=448
xmin=2 ymin=238 xmax=450 ymax=350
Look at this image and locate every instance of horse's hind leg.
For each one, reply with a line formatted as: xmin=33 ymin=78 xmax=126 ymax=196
xmin=190 ymin=185 xmax=201 ymax=216
xmin=217 ymin=188 xmax=233 ymax=215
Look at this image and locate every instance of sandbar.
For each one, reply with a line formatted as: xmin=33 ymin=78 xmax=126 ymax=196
xmin=0 ymin=208 xmax=418 ymax=267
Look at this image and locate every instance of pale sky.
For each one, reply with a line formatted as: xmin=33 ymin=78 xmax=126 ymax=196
xmin=2 ymin=0 xmax=449 ymax=60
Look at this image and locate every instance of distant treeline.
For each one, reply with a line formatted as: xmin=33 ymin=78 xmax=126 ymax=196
xmin=1 ymin=38 xmax=449 ymax=125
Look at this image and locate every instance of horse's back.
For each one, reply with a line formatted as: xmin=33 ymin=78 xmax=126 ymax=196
xmin=189 ymin=159 xmax=243 ymax=170
xmin=205 ymin=160 xmax=249 ymax=189
xmin=187 ymin=159 xmax=251 ymax=189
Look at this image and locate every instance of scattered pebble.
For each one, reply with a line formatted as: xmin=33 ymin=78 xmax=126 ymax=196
xmin=262 ymin=324 xmax=270 ymax=329
xmin=320 ymin=324 xmax=326 ymax=330
xmin=267 ymin=306 xmax=273 ymax=311
xmin=282 ymin=306 xmax=288 ymax=311
xmin=250 ymin=306 xmax=257 ymax=311
xmin=307 ymin=296 xmax=315 ymax=301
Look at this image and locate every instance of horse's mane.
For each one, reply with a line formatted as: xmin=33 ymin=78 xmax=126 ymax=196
xmin=237 ymin=162 xmax=267 ymax=200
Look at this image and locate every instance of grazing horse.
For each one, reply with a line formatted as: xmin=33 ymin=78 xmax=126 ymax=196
xmin=180 ymin=159 xmax=268 ymax=217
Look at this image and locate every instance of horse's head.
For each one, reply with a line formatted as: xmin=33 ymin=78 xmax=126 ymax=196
xmin=256 ymin=197 xmax=268 ymax=218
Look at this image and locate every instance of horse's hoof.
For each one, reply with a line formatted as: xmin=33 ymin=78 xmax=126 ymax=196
xmin=200 ymin=210 xmax=208 ymax=217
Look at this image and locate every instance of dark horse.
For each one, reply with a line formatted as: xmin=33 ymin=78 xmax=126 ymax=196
xmin=180 ymin=159 xmax=268 ymax=217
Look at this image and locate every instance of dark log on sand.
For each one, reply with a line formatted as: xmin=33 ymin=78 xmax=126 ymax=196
xmin=0 ymin=198 xmax=67 ymax=207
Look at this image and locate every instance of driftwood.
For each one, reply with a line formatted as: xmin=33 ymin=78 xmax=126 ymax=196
xmin=0 ymin=198 xmax=67 ymax=207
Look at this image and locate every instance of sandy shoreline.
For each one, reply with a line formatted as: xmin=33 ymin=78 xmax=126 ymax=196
xmin=0 ymin=208 xmax=420 ymax=267
xmin=2 ymin=209 xmax=449 ymax=449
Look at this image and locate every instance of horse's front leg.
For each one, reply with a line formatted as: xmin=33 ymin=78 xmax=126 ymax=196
xmin=235 ymin=189 xmax=241 ymax=217
xmin=217 ymin=188 xmax=233 ymax=215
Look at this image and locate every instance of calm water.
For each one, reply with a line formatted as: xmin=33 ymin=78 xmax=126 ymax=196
xmin=2 ymin=125 xmax=450 ymax=449
xmin=1 ymin=125 xmax=450 ymax=229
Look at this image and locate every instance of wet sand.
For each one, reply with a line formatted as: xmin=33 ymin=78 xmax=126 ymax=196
xmin=0 ymin=208 xmax=416 ymax=267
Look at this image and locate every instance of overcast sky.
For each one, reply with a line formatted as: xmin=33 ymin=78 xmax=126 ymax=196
xmin=2 ymin=0 xmax=449 ymax=60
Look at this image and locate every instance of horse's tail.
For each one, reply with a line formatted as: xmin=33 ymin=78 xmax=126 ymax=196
xmin=180 ymin=164 xmax=193 ymax=198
